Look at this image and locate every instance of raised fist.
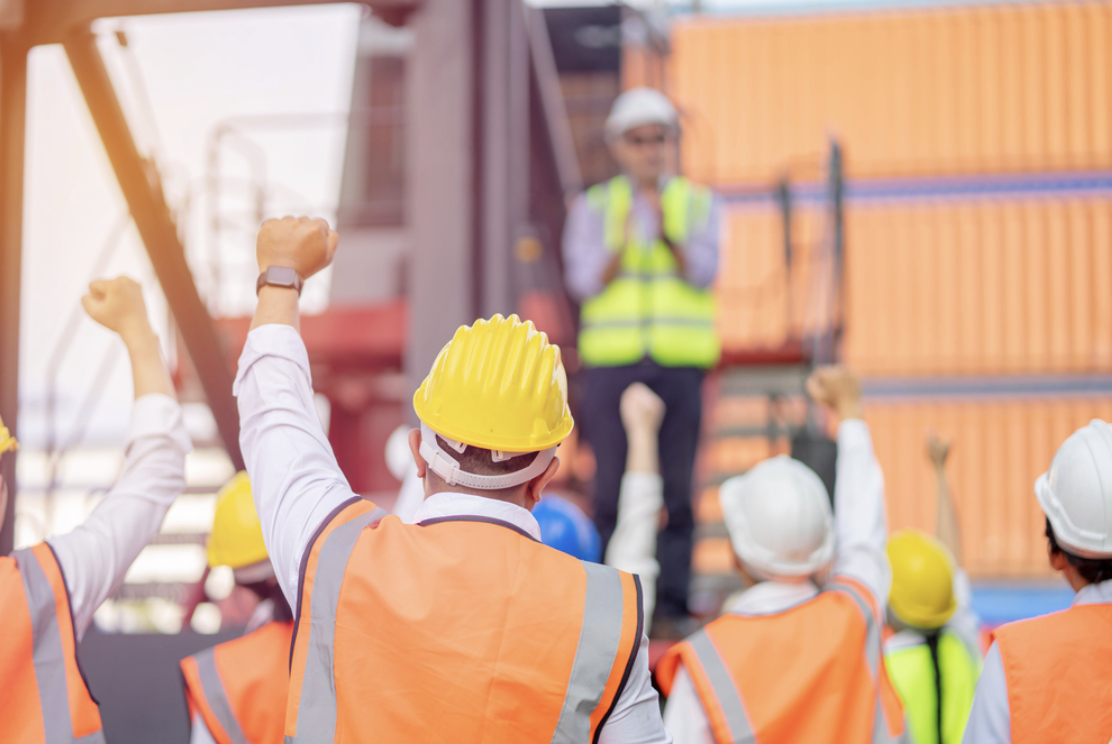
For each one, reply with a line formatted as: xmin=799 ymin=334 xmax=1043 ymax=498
xmin=82 ymin=276 xmax=152 ymax=340
xmin=926 ymin=433 xmax=951 ymax=468
xmin=256 ymin=216 xmax=338 ymax=279
xmin=805 ymin=365 xmax=863 ymax=420
xmin=620 ymin=382 xmax=666 ymax=435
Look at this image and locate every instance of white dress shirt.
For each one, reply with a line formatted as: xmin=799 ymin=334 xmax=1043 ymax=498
xmin=962 ymin=577 xmax=1112 ymax=744
xmin=234 ymin=324 xmax=672 ymax=744
xmin=663 ymin=419 xmax=891 ymax=744
xmin=606 ymin=471 xmax=665 ymax=624
xmin=43 ymin=392 xmax=191 ymax=639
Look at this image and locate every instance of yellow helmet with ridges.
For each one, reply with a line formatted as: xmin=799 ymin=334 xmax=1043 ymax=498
xmin=207 ymin=471 xmax=269 ymax=570
xmin=887 ymin=529 xmax=958 ymax=629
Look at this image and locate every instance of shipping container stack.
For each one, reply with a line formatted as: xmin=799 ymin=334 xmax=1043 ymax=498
xmin=662 ymin=0 xmax=1112 ymax=613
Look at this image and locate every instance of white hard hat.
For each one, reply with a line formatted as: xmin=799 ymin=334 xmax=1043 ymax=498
xmin=385 ymin=424 xmax=414 ymax=481
xmin=720 ymin=456 xmax=836 ymax=580
xmin=605 ymin=87 xmax=679 ymax=139
xmin=1036 ymin=419 xmax=1112 ymax=558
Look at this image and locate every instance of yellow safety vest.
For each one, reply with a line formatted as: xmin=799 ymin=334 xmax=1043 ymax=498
xmin=884 ymin=629 xmax=980 ymax=744
xmin=578 ymin=175 xmax=719 ymax=369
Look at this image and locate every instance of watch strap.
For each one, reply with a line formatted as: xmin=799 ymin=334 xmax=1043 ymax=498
xmin=256 ymin=266 xmax=304 ymax=297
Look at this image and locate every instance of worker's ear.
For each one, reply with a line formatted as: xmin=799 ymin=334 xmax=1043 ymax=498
xmin=407 ymin=429 xmax=427 ymax=480
xmin=524 ymin=456 xmax=561 ymax=510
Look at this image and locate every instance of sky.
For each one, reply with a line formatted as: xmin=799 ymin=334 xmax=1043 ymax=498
xmin=19 ymin=4 xmax=361 ymax=448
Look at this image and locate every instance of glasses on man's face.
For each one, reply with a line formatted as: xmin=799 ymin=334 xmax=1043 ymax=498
xmin=623 ymin=133 xmax=667 ymax=147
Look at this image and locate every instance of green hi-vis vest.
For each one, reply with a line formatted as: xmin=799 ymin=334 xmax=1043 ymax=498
xmin=578 ymin=175 xmax=719 ymax=369
xmin=884 ymin=629 xmax=981 ymax=744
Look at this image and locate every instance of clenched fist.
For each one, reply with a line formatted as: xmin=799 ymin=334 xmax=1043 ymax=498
xmin=256 ymin=216 xmax=339 ymax=279
xmin=82 ymin=277 xmax=152 ymax=341
xmin=805 ymin=365 xmax=864 ymax=421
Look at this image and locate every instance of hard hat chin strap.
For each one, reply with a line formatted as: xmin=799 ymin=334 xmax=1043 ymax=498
xmin=419 ymin=423 xmax=557 ymax=491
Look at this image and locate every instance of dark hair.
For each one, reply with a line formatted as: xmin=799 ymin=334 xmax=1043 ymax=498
xmin=1045 ymin=518 xmax=1112 ymax=585
xmin=243 ymin=579 xmax=294 ymax=623
xmin=436 ymin=435 xmax=539 ymax=477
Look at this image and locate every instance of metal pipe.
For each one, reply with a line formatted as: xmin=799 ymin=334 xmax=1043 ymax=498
xmin=0 ymin=39 xmax=27 ymax=555
xmin=63 ymin=29 xmax=244 ymax=470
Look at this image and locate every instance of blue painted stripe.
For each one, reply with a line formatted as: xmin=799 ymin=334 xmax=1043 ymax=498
xmin=721 ymin=171 xmax=1112 ymax=207
xmin=970 ymin=583 xmax=1076 ymax=627
xmin=860 ymin=374 xmax=1112 ymax=400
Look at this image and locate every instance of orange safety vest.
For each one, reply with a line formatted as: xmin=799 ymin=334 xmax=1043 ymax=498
xmin=657 ymin=578 xmax=907 ymax=744
xmin=991 ymin=603 xmax=1112 ymax=744
xmin=0 ymin=543 xmax=104 ymax=743
xmin=285 ymin=498 xmax=644 ymax=743
xmin=181 ymin=620 xmax=294 ymax=744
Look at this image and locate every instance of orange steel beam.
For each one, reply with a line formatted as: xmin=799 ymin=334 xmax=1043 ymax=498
xmin=63 ymin=30 xmax=245 ymax=470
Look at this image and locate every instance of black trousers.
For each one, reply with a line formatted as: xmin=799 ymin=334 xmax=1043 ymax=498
xmin=583 ymin=362 xmax=704 ymax=618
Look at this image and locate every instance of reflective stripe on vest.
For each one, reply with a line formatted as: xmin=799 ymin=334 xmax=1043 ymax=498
xmin=286 ymin=501 xmax=643 ymax=743
xmin=826 ymin=583 xmax=908 ymax=744
xmin=657 ymin=579 xmax=908 ymax=744
xmin=884 ymin=630 xmax=979 ymax=744
xmin=578 ymin=175 xmax=719 ymax=369
xmin=11 ymin=545 xmax=105 ymax=744
xmin=992 ymin=604 xmax=1112 ymax=744
xmin=287 ymin=503 xmax=390 ymax=742
xmin=186 ymin=647 xmax=250 ymax=744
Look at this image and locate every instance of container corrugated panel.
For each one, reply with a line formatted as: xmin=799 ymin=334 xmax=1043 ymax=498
xmin=843 ymin=196 xmax=1112 ymax=375
xmin=715 ymin=196 xmax=1112 ymax=375
xmin=867 ymin=396 xmax=1112 ymax=578
xmin=670 ymin=2 xmax=1112 ymax=184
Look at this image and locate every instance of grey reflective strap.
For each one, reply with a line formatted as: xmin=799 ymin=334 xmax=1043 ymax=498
xmin=192 ymin=648 xmax=249 ymax=744
xmin=549 ymin=563 xmax=626 ymax=744
xmin=14 ymin=547 xmax=106 ymax=744
xmin=685 ymin=629 xmax=756 ymax=744
xmin=582 ymin=318 xmax=715 ymax=330
xmin=289 ymin=507 xmax=387 ymax=744
xmin=825 ymin=584 xmax=909 ymax=744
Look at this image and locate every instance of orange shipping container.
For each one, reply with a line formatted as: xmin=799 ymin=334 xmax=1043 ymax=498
xmin=716 ymin=195 xmax=1112 ymax=376
xmin=867 ymin=396 xmax=1112 ymax=578
xmin=668 ymin=1 xmax=1112 ymax=185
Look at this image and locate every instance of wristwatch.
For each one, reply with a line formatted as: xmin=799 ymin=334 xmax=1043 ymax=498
xmin=256 ymin=266 xmax=304 ymax=297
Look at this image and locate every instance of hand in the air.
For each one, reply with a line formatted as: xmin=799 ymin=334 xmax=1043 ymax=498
xmin=256 ymin=216 xmax=339 ymax=279
xmin=81 ymin=276 xmax=152 ymax=341
xmin=926 ymin=433 xmax=951 ymax=468
xmin=806 ymin=365 xmax=864 ymax=421
xmin=620 ymin=382 xmax=666 ymax=436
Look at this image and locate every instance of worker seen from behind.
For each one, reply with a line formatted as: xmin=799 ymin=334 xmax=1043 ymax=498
xmin=884 ymin=436 xmax=982 ymax=744
xmin=657 ymin=366 xmax=908 ymax=744
xmin=181 ymin=472 xmax=293 ymax=744
xmin=963 ymin=420 xmax=1112 ymax=743
xmin=236 ymin=217 xmax=671 ymax=742
xmin=563 ymin=87 xmax=721 ymax=636
xmin=1 ymin=277 xmax=191 ymax=742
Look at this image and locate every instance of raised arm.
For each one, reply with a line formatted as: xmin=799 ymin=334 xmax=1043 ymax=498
xmin=807 ymin=366 xmax=890 ymax=608
xmin=48 ymin=277 xmax=191 ymax=637
xmin=236 ymin=217 xmax=354 ymax=606
xmin=928 ymin=434 xmax=962 ymax=565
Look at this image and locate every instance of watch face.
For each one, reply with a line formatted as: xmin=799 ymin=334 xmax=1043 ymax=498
xmin=268 ymin=266 xmax=297 ymax=287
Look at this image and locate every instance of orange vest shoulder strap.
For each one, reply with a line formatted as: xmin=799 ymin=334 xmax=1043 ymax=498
xmin=656 ymin=627 xmax=753 ymax=744
xmin=181 ymin=646 xmax=247 ymax=744
xmin=11 ymin=542 xmax=105 ymax=743
xmin=287 ymin=498 xmax=390 ymax=739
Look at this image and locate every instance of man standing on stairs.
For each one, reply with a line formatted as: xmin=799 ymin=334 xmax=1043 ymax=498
xmin=562 ymin=87 xmax=721 ymax=637
xmin=656 ymin=365 xmax=908 ymax=744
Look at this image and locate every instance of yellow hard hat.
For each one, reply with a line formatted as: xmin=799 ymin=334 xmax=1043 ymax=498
xmin=413 ymin=314 xmax=574 ymax=453
xmin=207 ymin=472 xmax=269 ymax=570
xmin=0 ymin=414 xmax=17 ymax=456
xmin=887 ymin=530 xmax=957 ymax=629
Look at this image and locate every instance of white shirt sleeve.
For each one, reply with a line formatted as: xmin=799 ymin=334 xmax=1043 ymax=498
xmin=190 ymin=713 xmax=219 ymax=744
xmin=234 ymin=324 xmax=358 ymax=608
xmin=599 ymin=634 xmax=673 ymax=744
xmin=831 ymin=419 xmax=891 ymax=611
xmin=962 ymin=642 xmax=1010 ymax=744
xmin=605 ymin=472 xmax=663 ymax=622
xmin=662 ymin=667 xmax=716 ymax=744
xmin=47 ymin=392 xmax=191 ymax=639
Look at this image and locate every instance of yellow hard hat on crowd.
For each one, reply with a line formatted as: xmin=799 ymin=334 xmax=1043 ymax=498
xmin=887 ymin=530 xmax=958 ymax=629
xmin=0 ymin=414 xmax=17 ymax=456
xmin=414 ymin=314 xmax=574 ymax=453
xmin=207 ymin=471 xmax=269 ymax=570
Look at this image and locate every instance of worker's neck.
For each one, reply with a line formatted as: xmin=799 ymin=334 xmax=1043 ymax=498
xmin=424 ymin=481 xmax=532 ymax=511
